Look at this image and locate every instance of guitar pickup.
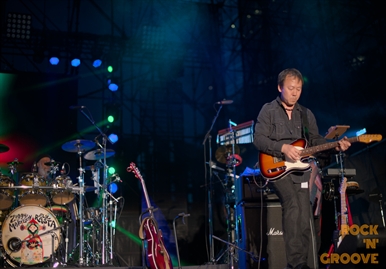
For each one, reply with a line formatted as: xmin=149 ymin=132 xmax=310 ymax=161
xmin=267 ymin=166 xmax=286 ymax=174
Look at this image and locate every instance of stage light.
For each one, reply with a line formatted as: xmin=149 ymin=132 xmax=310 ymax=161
xmin=108 ymin=166 xmax=116 ymax=174
xmin=6 ymin=13 xmax=32 ymax=39
xmin=71 ymin=58 xmax=81 ymax=67
xmin=106 ymin=104 xmax=120 ymax=124
xmin=93 ymin=59 xmax=102 ymax=68
xmin=356 ymin=128 xmax=366 ymax=136
xmin=109 ymin=220 xmax=116 ymax=228
xmin=108 ymin=182 xmax=118 ymax=194
xmin=107 ymin=115 xmax=115 ymax=123
xmin=49 ymin=56 xmax=60 ymax=65
xmin=108 ymin=133 xmax=119 ymax=144
xmin=108 ymin=83 xmax=118 ymax=91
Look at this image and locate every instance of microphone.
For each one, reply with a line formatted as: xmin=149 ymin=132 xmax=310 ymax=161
xmin=215 ymin=100 xmax=233 ymax=105
xmin=69 ymin=105 xmax=85 ymax=109
xmin=61 ymin=163 xmax=66 ymax=174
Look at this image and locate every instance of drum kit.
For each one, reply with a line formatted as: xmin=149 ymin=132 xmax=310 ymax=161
xmin=0 ymin=139 xmax=120 ymax=268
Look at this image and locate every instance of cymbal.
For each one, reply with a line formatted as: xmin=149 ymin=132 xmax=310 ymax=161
xmin=215 ymin=144 xmax=240 ymax=164
xmin=7 ymin=160 xmax=24 ymax=166
xmin=0 ymin=144 xmax=9 ymax=153
xmin=62 ymin=139 xmax=95 ymax=153
xmin=84 ymin=149 xmax=115 ymax=161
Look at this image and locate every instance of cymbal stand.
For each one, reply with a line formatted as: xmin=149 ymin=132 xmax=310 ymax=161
xmin=8 ymin=159 xmax=20 ymax=207
xmin=48 ymin=161 xmax=60 ymax=183
xmin=224 ymin=119 xmax=238 ymax=267
xmin=94 ymin=135 xmax=111 ymax=264
xmin=202 ymin=104 xmax=223 ymax=263
xmin=78 ymin=107 xmax=113 ymax=265
xmin=90 ymin=164 xmax=120 ymax=265
xmin=75 ymin=145 xmax=86 ymax=266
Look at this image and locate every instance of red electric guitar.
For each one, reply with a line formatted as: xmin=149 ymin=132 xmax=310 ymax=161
xmin=127 ymin=162 xmax=173 ymax=269
xmin=326 ymin=177 xmax=358 ymax=266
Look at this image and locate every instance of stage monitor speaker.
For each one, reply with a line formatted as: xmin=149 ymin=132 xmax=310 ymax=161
xmin=236 ymin=201 xmax=286 ymax=269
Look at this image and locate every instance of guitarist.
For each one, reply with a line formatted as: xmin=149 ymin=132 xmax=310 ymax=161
xmin=253 ymin=68 xmax=351 ymax=269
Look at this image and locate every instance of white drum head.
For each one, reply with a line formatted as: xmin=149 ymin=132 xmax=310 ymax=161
xmin=1 ymin=205 xmax=61 ymax=265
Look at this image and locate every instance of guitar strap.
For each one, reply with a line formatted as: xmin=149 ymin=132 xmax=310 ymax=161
xmin=298 ymin=104 xmax=309 ymax=142
xmin=138 ymin=217 xmax=148 ymax=239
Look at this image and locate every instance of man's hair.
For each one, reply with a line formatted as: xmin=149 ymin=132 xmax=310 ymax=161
xmin=277 ymin=68 xmax=304 ymax=88
xmin=35 ymin=154 xmax=51 ymax=163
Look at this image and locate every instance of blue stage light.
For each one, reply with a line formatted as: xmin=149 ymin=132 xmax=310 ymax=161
xmin=71 ymin=58 xmax=81 ymax=67
xmin=108 ymin=182 xmax=118 ymax=194
xmin=108 ymin=133 xmax=119 ymax=144
xmin=93 ymin=59 xmax=102 ymax=68
xmin=49 ymin=57 xmax=60 ymax=65
xmin=108 ymin=83 xmax=118 ymax=91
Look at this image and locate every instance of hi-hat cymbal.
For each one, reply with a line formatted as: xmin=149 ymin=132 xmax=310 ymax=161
xmin=0 ymin=144 xmax=10 ymax=153
xmin=62 ymin=139 xmax=95 ymax=153
xmin=215 ymin=144 xmax=240 ymax=164
xmin=84 ymin=149 xmax=115 ymax=161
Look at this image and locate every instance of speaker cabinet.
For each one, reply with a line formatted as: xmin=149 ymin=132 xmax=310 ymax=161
xmin=236 ymin=202 xmax=286 ymax=269
xmin=235 ymin=176 xmax=279 ymax=204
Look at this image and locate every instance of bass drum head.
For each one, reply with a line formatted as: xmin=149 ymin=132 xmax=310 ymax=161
xmin=1 ymin=205 xmax=61 ymax=266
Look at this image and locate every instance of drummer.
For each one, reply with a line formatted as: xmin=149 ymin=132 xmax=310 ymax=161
xmin=35 ymin=154 xmax=54 ymax=181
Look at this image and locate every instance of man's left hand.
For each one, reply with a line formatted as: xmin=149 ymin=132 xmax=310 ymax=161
xmin=336 ymin=136 xmax=351 ymax=151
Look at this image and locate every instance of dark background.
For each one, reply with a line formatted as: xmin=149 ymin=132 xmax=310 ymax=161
xmin=1 ymin=0 xmax=385 ymax=268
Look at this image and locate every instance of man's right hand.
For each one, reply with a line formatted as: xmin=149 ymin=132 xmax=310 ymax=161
xmin=281 ymin=144 xmax=301 ymax=162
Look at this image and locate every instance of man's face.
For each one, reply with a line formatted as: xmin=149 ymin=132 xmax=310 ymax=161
xmin=278 ymin=75 xmax=302 ymax=107
xmin=37 ymin=157 xmax=51 ymax=177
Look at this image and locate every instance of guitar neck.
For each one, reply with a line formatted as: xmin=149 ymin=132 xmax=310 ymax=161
xmin=140 ymin=178 xmax=154 ymax=216
xmin=300 ymin=137 xmax=359 ymax=157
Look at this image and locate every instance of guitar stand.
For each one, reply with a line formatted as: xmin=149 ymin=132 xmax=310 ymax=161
xmin=212 ymin=235 xmax=259 ymax=269
xmin=173 ymin=212 xmax=190 ymax=269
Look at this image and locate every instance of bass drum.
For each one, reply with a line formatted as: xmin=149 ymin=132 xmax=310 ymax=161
xmin=1 ymin=205 xmax=61 ymax=266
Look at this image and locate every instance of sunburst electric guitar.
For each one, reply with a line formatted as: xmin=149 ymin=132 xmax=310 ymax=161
xmin=127 ymin=162 xmax=173 ymax=269
xmin=258 ymin=134 xmax=382 ymax=181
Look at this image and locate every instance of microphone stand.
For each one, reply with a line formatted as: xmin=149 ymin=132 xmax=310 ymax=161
xmin=202 ymin=104 xmax=223 ymax=263
xmin=78 ymin=108 xmax=113 ymax=265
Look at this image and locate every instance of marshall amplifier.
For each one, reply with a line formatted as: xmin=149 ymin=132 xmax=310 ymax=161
xmin=236 ymin=201 xmax=286 ymax=269
xmin=235 ymin=174 xmax=279 ymax=205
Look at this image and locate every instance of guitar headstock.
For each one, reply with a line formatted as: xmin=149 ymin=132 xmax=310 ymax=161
xmin=127 ymin=162 xmax=143 ymax=181
xmin=358 ymin=134 xmax=382 ymax=144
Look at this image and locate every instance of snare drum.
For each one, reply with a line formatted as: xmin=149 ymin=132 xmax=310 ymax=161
xmin=0 ymin=175 xmax=15 ymax=210
xmin=1 ymin=205 xmax=61 ymax=265
xmin=50 ymin=175 xmax=74 ymax=205
xmin=19 ymin=173 xmax=48 ymax=206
